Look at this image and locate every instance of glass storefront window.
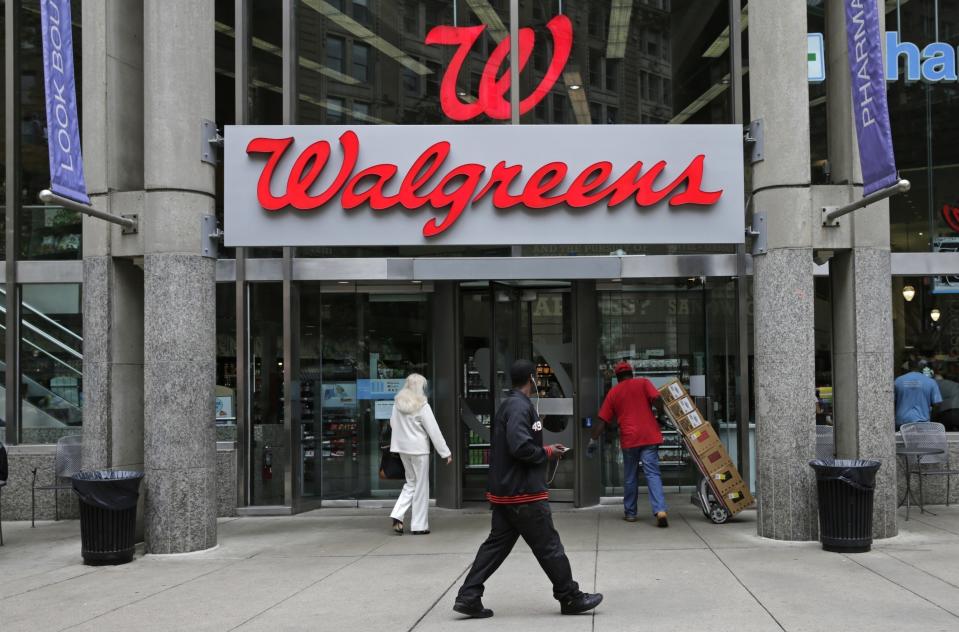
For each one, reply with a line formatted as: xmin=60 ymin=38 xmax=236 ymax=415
xmin=595 ymin=278 xmax=743 ymax=492
xmin=19 ymin=283 xmax=83 ymax=444
xmin=17 ymin=1 xmax=83 ymax=260
xmin=250 ymin=283 xmax=285 ymax=505
xmin=214 ymin=0 xmax=236 ymax=260
xmin=887 ymin=1 xmax=959 ymax=252
xmin=216 ymin=283 xmax=237 ymax=442
xmin=893 ymin=276 xmax=959 ymax=430
xmin=523 ymin=1 xmax=732 ymax=126
xmin=298 ymin=284 xmax=432 ymax=501
xmin=295 ymin=0 xmax=513 ymax=126
xmin=0 ymin=288 xmax=5 ymax=443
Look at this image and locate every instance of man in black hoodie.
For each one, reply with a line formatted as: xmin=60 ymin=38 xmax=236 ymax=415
xmin=453 ymin=359 xmax=603 ymax=619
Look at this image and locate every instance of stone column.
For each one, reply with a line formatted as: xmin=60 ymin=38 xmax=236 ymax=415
xmin=142 ymin=0 xmax=217 ymax=553
xmin=830 ymin=249 xmax=897 ymax=537
xmin=750 ymin=1 xmax=818 ymax=540
xmin=81 ymin=0 xmax=145 ymax=474
xmin=826 ymin=0 xmax=897 ymax=538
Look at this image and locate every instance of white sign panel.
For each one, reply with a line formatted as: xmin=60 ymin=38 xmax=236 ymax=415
xmin=808 ymin=33 xmax=826 ymax=83
xmin=225 ymin=125 xmax=744 ymax=247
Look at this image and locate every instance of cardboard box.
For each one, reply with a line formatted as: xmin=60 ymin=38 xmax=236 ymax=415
xmin=659 ymin=379 xmax=687 ymax=403
xmin=697 ymin=444 xmax=732 ymax=473
xmin=705 ymin=458 xmax=742 ymax=494
xmin=675 ymin=409 xmax=707 ymax=435
xmin=685 ymin=424 xmax=722 ymax=456
xmin=665 ymin=395 xmax=696 ymax=422
xmin=721 ymin=481 xmax=754 ymax=514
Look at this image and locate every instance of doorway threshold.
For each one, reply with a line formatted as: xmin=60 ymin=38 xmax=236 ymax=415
xmin=237 ymin=505 xmax=294 ymax=516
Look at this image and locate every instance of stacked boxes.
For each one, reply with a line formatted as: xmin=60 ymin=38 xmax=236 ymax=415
xmin=659 ymin=379 xmax=754 ymax=516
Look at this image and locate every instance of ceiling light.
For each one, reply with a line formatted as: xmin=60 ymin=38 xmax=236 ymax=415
xmin=902 ymin=285 xmax=916 ymax=302
xmin=563 ymin=69 xmax=590 ymax=124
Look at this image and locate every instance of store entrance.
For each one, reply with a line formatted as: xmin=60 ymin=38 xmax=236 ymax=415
xmin=460 ymin=282 xmax=576 ymax=502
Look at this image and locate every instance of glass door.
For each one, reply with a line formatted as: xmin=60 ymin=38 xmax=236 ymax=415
xmin=297 ymin=284 xmax=432 ymax=502
xmin=460 ymin=282 xmax=576 ymax=502
xmin=249 ymin=283 xmax=286 ymax=506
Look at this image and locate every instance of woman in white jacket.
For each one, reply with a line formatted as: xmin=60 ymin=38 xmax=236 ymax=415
xmin=389 ymin=373 xmax=452 ymax=535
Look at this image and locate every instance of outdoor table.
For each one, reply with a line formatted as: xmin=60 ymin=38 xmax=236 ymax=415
xmin=897 ymin=446 xmax=945 ymax=520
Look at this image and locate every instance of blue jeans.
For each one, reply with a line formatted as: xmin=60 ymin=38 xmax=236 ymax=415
xmin=622 ymin=445 xmax=667 ymax=517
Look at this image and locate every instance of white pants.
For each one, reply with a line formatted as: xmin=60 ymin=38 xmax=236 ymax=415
xmin=390 ymin=453 xmax=431 ymax=532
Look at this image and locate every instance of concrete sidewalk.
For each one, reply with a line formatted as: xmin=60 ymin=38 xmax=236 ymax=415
xmin=3 ymin=495 xmax=959 ymax=631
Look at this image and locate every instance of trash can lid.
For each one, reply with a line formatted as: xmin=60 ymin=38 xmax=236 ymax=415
xmin=72 ymin=470 xmax=144 ymax=482
xmin=71 ymin=470 xmax=144 ymax=510
xmin=809 ymin=459 xmax=881 ymax=490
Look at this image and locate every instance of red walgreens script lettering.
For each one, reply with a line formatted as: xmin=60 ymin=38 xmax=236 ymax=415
xmin=246 ymin=131 xmax=723 ymax=239
xmin=944 ymin=204 xmax=959 ymax=233
xmin=425 ymin=15 xmax=572 ymax=121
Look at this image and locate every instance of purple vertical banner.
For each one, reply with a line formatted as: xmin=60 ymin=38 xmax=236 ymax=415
xmin=40 ymin=0 xmax=90 ymax=205
xmin=845 ymin=0 xmax=898 ymax=195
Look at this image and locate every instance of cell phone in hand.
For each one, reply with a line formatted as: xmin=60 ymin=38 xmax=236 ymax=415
xmin=554 ymin=445 xmax=571 ymax=454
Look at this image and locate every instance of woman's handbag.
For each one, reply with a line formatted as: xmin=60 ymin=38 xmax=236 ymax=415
xmin=379 ymin=447 xmax=406 ymax=480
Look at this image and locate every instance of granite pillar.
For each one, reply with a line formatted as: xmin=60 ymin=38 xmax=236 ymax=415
xmin=754 ymin=248 xmax=818 ymax=540
xmin=81 ymin=0 xmax=145 ymax=476
xmin=750 ymin=1 xmax=817 ymax=539
xmin=142 ymin=0 xmax=217 ymax=553
xmin=825 ymin=0 xmax=897 ymax=538
xmin=831 ymin=249 xmax=897 ymax=537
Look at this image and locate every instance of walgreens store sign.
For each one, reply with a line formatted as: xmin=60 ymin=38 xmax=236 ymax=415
xmin=224 ymin=125 xmax=744 ymax=247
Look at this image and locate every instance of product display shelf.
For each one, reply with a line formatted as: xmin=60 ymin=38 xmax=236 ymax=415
xmin=300 ymin=381 xmax=317 ymax=484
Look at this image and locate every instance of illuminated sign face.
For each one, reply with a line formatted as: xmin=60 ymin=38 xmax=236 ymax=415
xmin=224 ymin=125 xmax=745 ymax=247
xmin=886 ymin=32 xmax=959 ymax=82
xmin=425 ymin=15 xmax=572 ymax=121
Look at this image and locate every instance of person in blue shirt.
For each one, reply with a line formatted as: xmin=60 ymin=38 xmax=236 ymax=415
xmin=894 ymin=360 xmax=942 ymax=429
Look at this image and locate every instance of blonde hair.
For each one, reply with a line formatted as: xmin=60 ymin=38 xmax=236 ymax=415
xmin=394 ymin=373 xmax=428 ymax=413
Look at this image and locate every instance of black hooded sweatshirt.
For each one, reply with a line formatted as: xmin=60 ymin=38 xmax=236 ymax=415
xmin=485 ymin=389 xmax=557 ymax=504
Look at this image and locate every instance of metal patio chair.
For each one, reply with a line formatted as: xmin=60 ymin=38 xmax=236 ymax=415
xmin=900 ymin=422 xmax=959 ymax=508
xmin=31 ymin=434 xmax=82 ymax=527
xmin=815 ymin=425 xmax=835 ymax=460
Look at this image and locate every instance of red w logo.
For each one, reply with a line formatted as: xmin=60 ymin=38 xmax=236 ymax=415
xmin=426 ymin=15 xmax=573 ymax=122
xmin=943 ymin=204 xmax=959 ymax=233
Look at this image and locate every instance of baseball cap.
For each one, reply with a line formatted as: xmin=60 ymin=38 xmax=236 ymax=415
xmin=614 ymin=360 xmax=633 ymax=376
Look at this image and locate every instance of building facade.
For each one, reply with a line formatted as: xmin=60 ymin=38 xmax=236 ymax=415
xmin=2 ymin=0 xmax=957 ymax=553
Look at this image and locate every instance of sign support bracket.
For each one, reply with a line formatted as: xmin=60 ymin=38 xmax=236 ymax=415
xmin=38 ymin=189 xmax=138 ymax=234
xmin=821 ymin=178 xmax=910 ymax=227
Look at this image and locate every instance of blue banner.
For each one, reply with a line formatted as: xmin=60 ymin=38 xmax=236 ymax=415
xmin=845 ymin=0 xmax=898 ymax=195
xmin=41 ymin=0 xmax=89 ymax=205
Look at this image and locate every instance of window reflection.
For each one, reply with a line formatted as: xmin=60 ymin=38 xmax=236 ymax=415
xmin=19 ymin=284 xmax=83 ymax=444
xmin=887 ymin=1 xmax=959 ymax=252
xmin=522 ymin=0 xmax=732 ymax=125
xmin=295 ymin=0 xmax=513 ymax=125
xmin=17 ymin=1 xmax=84 ymax=260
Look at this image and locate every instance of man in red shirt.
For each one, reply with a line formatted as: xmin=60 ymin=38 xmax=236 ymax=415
xmin=590 ymin=361 xmax=668 ymax=527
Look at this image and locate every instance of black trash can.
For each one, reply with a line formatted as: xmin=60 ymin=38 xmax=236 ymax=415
xmin=809 ymin=459 xmax=881 ymax=553
xmin=71 ymin=470 xmax=144 ymax=565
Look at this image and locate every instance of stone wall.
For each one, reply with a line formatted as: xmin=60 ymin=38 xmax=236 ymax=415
xmin=2 ymin=446 xmax=237 ymax=522
xmin=216 ymin=446 xmax=237 ymax=517
xmin=1 ymin=446 xmax=79 ymax=522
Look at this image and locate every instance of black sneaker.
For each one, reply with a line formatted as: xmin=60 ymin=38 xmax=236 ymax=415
xmin=560 ymin=592 xmax=603 ymax=615
xmin=453 ymin=599 xmax=494 ymax=619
